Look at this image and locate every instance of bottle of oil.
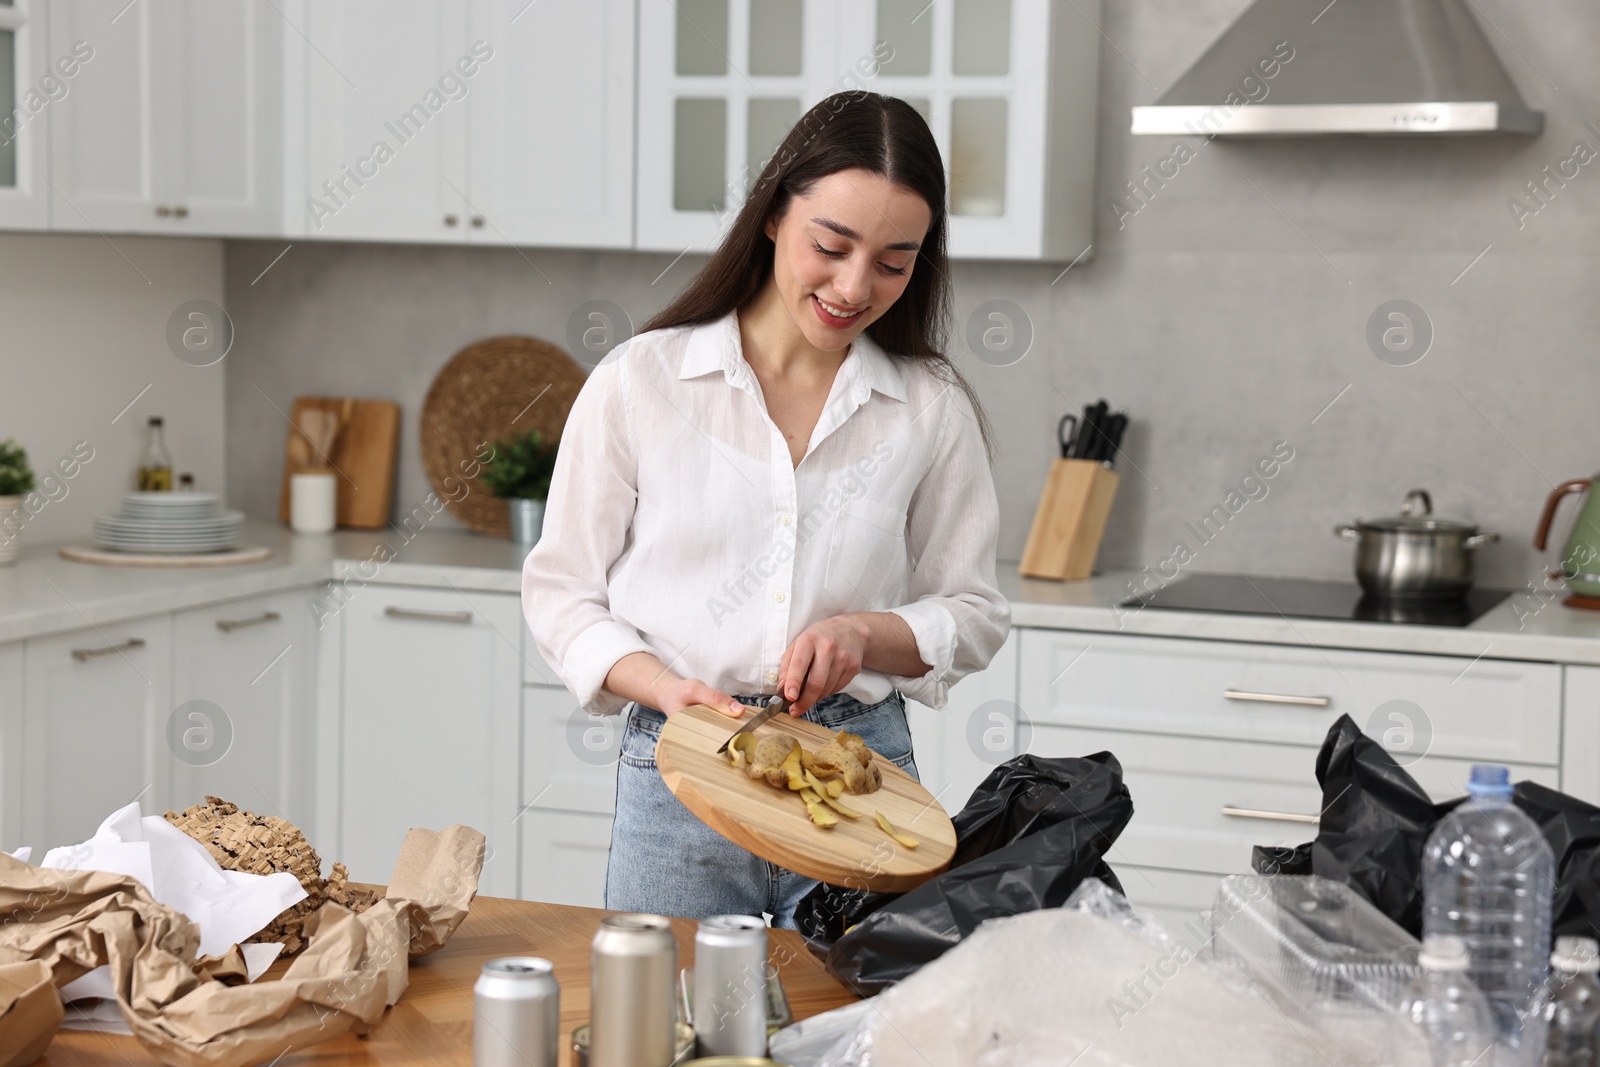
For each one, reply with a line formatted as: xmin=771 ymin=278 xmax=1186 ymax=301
xmin=138 ymin=416 xmax=173 ymax=491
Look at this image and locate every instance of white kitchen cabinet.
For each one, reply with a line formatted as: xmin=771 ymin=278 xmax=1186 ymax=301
xmin=0 ymin=0 xmax=50 ymax=229
xmin=1028 ymin=724 xmax=1559 ymax=878
xmin=21 ymin=614 xmax=171 ymax=851
xmin=903 ymin=627 xmax=1019 ymax=814
xmin=302 ymin=0 xmax=470 ymax=243
xmin=522 ymin=684 xmax=620 ymax=818
xmin=635 ymin=0 xmax=1101 ymax=261
xmin=338 ymin=586 xmax=521 ymax=898
xmin=169 ymin=590 xmax=312 ymax=829
xmin=0 ymin=643 xmax=22 ymax=846
xmin=466 ymin=0 xmax=635 ymax=249
xmin=1018 ymin=629 xmax=1562 ymax=767
xmin=301 ymin=0 xmax=632 ymax=249
xmin=1564 ymin=665 xmax=1600 ymax=806
xmin=47 ymin=0 xmax=283 ymax=236
xmin=519 ymin=809 xmax=612 ymax=908
xmin=838 ymin=0 xmax=1101 ymax=260
xmin=635 ymin=0 xmax=843 ymax=253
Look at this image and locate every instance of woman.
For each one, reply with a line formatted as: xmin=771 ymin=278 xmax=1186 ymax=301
xmin=521 ymin=91 xmax=1010 ymax=927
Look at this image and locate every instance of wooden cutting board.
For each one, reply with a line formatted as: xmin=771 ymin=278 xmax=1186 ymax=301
xmin=276 ymin=396 xmax=400 ymax=529
xmin=656 ymin=703 xmax=957 ymax=893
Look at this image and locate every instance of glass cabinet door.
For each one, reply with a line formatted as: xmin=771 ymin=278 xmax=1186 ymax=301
xmin=0 ymin=0 xmax=47 ymax=228
xmin=637 ymin=0 xmax=836 ymax=252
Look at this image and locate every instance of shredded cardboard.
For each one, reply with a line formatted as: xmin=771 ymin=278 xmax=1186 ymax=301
xmin=0 ymin=822 xmax=484 ymax=1067
xmin=162 ymin=796 xmax=379 ymax=956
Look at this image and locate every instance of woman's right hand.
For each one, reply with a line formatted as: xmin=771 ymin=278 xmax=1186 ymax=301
xmin=654 ymin=676 xmax=754 ymax=719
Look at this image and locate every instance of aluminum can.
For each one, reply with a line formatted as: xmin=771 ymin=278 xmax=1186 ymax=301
xmin=591 ymin=913 xmax=679 ymax=1067
xmin=693 ymin=915 xmax=769 ymax=1057
xmin=473 ymin=956 xmax=558 ymax=1067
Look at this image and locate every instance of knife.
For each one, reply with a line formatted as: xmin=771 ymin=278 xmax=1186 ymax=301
xmin=715 ymin=693 xmax=791 ymax=754
xmin=717 ymin=663 xmax=811 ymax=752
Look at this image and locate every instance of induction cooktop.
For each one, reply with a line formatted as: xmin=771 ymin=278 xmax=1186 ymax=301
xmin=1119 ymin=573 xmax=1513 ymax=628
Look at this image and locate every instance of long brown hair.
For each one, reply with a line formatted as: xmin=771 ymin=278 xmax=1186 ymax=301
xmin=642 ymin=91 xmax=996 ymax=464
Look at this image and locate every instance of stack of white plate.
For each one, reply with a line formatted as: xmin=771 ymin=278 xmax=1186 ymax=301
xmin=93 ymin=492 xmax=244 ymax=553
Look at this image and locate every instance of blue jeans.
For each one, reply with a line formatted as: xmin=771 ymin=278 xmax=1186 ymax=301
xmin=604 ymin=689 xmax=919 ymax=928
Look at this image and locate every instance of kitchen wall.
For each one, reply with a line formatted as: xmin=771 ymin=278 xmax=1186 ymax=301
xmin=222 ymin=0 xmax=1600 ymax=594
xmin=0 ymin=234 xmax=226 ymax=547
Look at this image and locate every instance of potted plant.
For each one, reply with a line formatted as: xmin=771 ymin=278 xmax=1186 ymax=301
xmin=0 ymin=438 xmax=36 ymax=565
xmin=479 ymin=427 xmax=558 ymax=544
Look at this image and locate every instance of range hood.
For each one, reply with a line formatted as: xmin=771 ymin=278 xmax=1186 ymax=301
xmin=1131 ymin=0 xmax=1543 ymax=136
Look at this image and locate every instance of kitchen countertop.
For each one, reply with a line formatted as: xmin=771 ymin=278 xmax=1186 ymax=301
xmin=43 ymin=891 xmax=859 ymax=1066
xmin=4 ymin=516 xmax=1600 ymax=664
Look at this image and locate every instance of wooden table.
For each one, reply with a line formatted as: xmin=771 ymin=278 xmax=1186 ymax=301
xmin=42 ymin=895 xmax=861 ymax=1065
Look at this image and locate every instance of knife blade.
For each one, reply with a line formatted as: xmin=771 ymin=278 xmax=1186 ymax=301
xmin=715 ymin=695 xmax=790 ymax=754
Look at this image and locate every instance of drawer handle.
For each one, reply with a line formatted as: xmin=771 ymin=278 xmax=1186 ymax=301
xmin=216 ymin=611 xmax=280 ymax=633
xmin=1224 ymin=689 xmax=1331 ymax=708
xmin=1221 ymin=805 xmax=1321 ymax=825
xmin=384 ymin=606 xmax=473 ymax=624
xmin=72 ymin=637 xmax=146 ymax=662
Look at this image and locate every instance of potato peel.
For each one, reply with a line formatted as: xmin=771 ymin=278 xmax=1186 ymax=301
xmin=804 ymin=770 xmax=863 ymax=818
xmin=875 ymin=811 xmax=919 ymax=849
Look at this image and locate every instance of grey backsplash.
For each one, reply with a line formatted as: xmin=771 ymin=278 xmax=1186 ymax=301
xmin=223 ymin=0 xmax=1600 ymax=596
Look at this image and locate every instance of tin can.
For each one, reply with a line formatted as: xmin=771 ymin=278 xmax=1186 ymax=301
xmin=571 ymin=1022 xmax=696 ymax=1067
xmin=693 ymin=915 xmax=769 ymax=1057
xmin=591 ymin=913 xmax=679 ymax=1067
xmin=473 ymin=956 xmax=558 ymax=1067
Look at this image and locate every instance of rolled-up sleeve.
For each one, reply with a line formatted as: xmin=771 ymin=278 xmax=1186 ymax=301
xmin=883 ymin=384 xmax=1011 ymax=709
xmin=521 ymin=353 xmax=655 ymax=716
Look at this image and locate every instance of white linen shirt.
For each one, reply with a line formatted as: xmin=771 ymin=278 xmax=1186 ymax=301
xmin=520 ymin=307 xmax=1011 ymax=717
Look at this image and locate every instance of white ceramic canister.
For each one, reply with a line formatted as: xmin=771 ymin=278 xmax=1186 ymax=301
xmin=290 ymin=470 xmax=337 ymax=533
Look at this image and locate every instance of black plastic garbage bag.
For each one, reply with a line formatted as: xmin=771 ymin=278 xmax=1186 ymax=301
xmin=1266 ymin=714 xmax=1600 ymax=940
xmin=793 ymin=751 xmax=1134 ymax=996
xmin=1509 ymin=782 xmax=1600 ymax=941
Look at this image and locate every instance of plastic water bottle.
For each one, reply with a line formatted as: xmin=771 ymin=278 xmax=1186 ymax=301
xmin=1423 ymin=764 xmax=1555 ymax=1059
xmin=1544 ymin=936 xmax=1600 ymax=1067
xmin=1402 ymin=934 xmax=1497 ymax=1067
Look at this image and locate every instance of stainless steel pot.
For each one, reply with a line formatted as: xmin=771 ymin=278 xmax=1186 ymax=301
xmin=1335 ymin=489 xmax=1499 ymax=600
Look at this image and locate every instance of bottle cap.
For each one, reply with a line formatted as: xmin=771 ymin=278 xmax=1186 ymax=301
xmin=1552 ymin=936 xmax=1600 ymax=974
xmin=1419 ymin=934 xmax=1471 ymax=972
xmin=1466 ymin=764 xmax=1513 ymax=799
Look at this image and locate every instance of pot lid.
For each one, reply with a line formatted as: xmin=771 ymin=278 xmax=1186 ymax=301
xmin=1357 ymin=488 xmax=1477 ymax=533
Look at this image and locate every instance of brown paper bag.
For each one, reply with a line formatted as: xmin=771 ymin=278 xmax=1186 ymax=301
xmin=0 ymin=824 xmax=484 ymax=1067
xmin=0 ymin=960 xmax=61 ymax=1067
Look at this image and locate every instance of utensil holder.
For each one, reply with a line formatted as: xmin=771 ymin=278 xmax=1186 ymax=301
xmin=290 ymin=470 xmax=337 ymax=534
xmin=1018 ymin=458 xmax=1119 ymax=581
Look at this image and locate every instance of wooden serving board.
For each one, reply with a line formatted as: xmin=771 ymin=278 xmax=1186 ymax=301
xmin=276 ymin=396 xmax=400 ymax=529
xmin=656 ymin=703 xmax=957 ymax=893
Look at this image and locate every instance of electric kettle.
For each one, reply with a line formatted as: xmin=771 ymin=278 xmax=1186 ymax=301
xmin=1534 ymin=475 xmax=1600 ymax=601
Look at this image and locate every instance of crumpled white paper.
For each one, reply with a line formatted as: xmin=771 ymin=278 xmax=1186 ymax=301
xmin=37 ymin=802 xmax=307 ymax=1033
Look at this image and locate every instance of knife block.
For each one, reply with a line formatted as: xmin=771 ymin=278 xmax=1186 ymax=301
xmin=1019 ymin=458 xmax=1119 ymax=581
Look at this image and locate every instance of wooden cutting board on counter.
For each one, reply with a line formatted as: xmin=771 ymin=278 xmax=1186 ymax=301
xmin=276 ymin=396 xmax=399 ymax=529
xmin=656 ymin=703 xmax=957 ymax=892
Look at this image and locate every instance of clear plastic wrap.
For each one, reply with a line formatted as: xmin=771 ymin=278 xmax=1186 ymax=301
xmin=1209 ymin=873 xmax=1422 ymax=1014
xmin=769 ymin=878 xmax=1433 ymax=1067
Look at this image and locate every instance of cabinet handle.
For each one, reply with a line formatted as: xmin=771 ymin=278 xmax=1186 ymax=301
xmin=72 ymin=637 xmax=146 ymax=662
xmin=216 ymin=610 xmax=280 ymax=633
xmin=443 ymin=213 xmax=459 ymax=226
xmin=154 ymin=204 xmax=172 ymax=217
xmin=471 ymin=215 xmax=485 ymax=227
xmin=1224 ymin=689 xmax=1331 ymax=708
xmin=1221 ymin=805 xmax=1321 ymax=825
xmin=173 ymin=205 xmax=189 ymax=218
xmin=384 ymin=606 xmax=472 ymax=624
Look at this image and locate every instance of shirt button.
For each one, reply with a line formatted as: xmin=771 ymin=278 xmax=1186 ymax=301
xmin=781 ymin=514 xmax=792 ymax=525
xmin=767 ymin=670 xmax=779 ymax=682
xmin=774 ymin=590 xmax=786 ymax=603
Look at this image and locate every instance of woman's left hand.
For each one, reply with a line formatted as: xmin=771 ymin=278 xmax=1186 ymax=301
xmin=779 ymin=614 xmax=870 ymax=717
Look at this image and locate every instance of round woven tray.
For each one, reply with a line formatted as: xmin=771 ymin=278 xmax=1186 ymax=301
xmin=420 ymin=336 xmax=588 ymax=536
